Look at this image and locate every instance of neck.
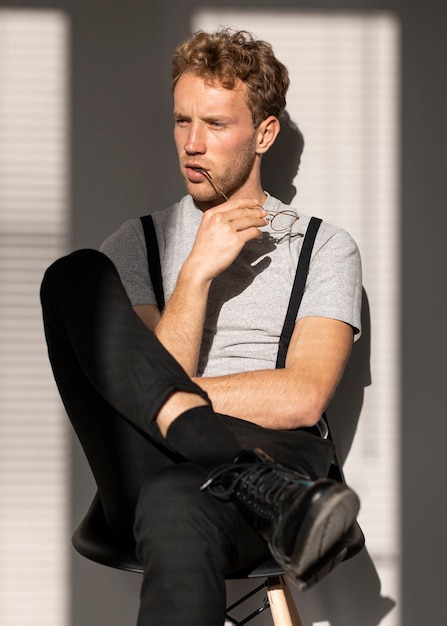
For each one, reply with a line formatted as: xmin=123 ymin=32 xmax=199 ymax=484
xmin=194 ymin=186 xmax=267 ymax=212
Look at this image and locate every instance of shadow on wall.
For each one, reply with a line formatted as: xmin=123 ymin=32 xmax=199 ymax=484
xmin=329 ymin=288 xmax=371 ymax=466
xmin=261 ymin=110 xmax=304 ymax=205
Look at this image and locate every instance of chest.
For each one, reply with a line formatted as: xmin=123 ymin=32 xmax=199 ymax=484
xmin=161 ymin=231 xmax=302 ymax=338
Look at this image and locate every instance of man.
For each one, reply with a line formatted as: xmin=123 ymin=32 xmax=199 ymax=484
xmin=41 ymin=29 xmax=363 ymax=625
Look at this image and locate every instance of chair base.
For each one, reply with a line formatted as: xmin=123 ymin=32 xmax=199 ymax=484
xmin=268 ymin=576 xmax=304 ymax=626
xmin=225 ymin=575 xmax=303 ymax=626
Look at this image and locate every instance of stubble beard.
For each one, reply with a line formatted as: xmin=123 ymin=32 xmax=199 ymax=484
xmin=182 ymin=137 xmax=258 ymax=206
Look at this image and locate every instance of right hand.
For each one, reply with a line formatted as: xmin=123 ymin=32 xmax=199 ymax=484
xmin=183 ymin=198 xmax=268 ymax=283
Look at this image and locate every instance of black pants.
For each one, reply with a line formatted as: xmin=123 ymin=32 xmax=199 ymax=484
xmin=40 ymin=249 xmax=335 ymax=625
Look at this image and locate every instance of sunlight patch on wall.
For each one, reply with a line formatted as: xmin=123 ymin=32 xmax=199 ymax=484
xmin=0 ymin=9 xmax=70 ymax=625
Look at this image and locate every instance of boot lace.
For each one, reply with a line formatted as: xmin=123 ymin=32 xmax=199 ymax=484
xmin=202 ymin=454 xmax=313 ymax=522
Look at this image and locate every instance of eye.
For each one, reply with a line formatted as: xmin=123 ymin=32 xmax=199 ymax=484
xmin=208 ymin=120 xmax=226 ymax=129
xmin=174 ymin=117 xmax=190 ymax=127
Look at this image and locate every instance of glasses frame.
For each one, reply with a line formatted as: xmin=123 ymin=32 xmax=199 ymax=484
xmin=266 ymin=209 xmax=299 ymax=232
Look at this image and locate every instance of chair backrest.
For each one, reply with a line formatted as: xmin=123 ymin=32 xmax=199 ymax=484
xmin=72 ymin=491 xmax=142 ymax=573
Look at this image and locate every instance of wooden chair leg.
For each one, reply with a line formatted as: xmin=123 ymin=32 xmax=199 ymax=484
xmin=266 ymin=575 xmax=304 ymax=626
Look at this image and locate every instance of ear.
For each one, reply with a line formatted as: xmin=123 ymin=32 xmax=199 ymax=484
xmin=256 ymin=116 xmax=281 ymax=154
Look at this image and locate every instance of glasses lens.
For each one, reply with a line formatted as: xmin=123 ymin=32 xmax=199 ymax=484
xmin=270 ymin=211 xmax=297 ymax=232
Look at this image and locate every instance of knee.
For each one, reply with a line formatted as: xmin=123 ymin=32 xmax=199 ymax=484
xmin=40 ymin=249 xmax=114 ymax=307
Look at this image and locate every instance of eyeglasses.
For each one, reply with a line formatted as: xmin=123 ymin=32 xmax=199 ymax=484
xmin=192 ymin=167 xmax=299 ymax=233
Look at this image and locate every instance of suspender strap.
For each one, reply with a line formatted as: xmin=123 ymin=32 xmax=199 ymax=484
xmin=275 ymin=216 xmax=322 ymax=369
xmin=140 ymin=214 xmax=165 ymax=311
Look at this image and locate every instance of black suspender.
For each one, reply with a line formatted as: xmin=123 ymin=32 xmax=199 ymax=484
xmin=140 ymin=214 xmax=165 ymax=311
xmin=275 ymin=217 xmax=322 ymax=368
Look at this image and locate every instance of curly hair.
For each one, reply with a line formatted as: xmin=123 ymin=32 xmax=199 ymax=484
xmin=171 ymin=29 xmax=289 ymax=127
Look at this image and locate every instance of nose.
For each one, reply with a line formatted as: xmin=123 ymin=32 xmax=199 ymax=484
xmin=184 ymin=123 xmax=206 ymax=155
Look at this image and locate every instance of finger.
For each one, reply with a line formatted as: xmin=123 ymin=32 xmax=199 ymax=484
xmin=230 ymin=214 xmax=269 ymax=231
xmin=202 ymin=206 xmax=267 ymax=233
xmin=239 ymin=225 xmax=266 ymax=243
xmin=208 ymin=197 xmax=264 ymax=215
xmin=218 ymin=206 xmax=267 ymax=227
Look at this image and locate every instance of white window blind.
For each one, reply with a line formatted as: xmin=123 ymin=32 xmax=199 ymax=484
xmin=0 ymin=10 xmax=69 ymax=625
xmin=195 ymin=10 xmax=401 ymax=626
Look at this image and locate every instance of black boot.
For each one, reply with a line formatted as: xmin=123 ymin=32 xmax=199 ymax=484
xmin=201 ymin=448 xmax=360 ymax=590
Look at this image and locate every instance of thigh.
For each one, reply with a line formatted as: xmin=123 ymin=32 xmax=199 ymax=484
xmin=135 ymin=463 xmax=270 ymax=626
xmin=134 ymin=463 xmax=270 ymax=574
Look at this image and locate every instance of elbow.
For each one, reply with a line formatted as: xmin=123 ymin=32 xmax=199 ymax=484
xmin=286 ymin=392 xmax=327 ymax=429
xmin=299 ymin=407 xmax=325 ymax=429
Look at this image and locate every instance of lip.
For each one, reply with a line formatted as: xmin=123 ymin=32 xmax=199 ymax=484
xmin=185 ymin=165 xmax=208 ymax=182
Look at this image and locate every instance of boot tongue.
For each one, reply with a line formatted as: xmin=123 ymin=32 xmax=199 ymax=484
xmin=233 ymin=449 xmax=264 ymax=464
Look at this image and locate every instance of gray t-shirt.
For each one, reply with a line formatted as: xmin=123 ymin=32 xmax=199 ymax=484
xmin=101 ymin=194 xmax=362 ymax=377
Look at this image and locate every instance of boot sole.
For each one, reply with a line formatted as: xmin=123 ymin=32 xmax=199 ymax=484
xmin=280 ymin=484 xmax=360 ymax=582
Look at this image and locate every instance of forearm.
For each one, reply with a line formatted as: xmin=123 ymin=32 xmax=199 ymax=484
xmin=193 ymin=369 xmax=328 ymax=430
xmin=193 ymin=319 xmax=353 ymax=428
xmin=154 ymin=263 xmax=211 ymax=376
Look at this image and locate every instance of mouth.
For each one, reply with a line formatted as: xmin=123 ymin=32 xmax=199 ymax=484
xmin=185 ymin=165 xmax=209 ymax=182
xmin=186 ymin=167 xmax=229 ymax=201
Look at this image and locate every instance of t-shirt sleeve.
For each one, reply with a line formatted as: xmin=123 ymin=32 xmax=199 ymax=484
xmin=99 ymin=219 xmax=157 ymax=306
xmin=297 ymin=227 xmax=363 ymax=337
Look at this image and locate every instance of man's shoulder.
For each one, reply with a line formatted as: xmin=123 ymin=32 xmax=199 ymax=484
xmin=100 ymin=217 xmax=144 ymax=254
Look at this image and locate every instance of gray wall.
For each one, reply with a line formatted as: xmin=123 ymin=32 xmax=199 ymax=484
xmin=4 ymin=0 xmax=445 ymax=624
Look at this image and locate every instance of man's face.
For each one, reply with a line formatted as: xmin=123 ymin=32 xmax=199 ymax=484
xmin=173 ymin=72 xmax=259 ymax=206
